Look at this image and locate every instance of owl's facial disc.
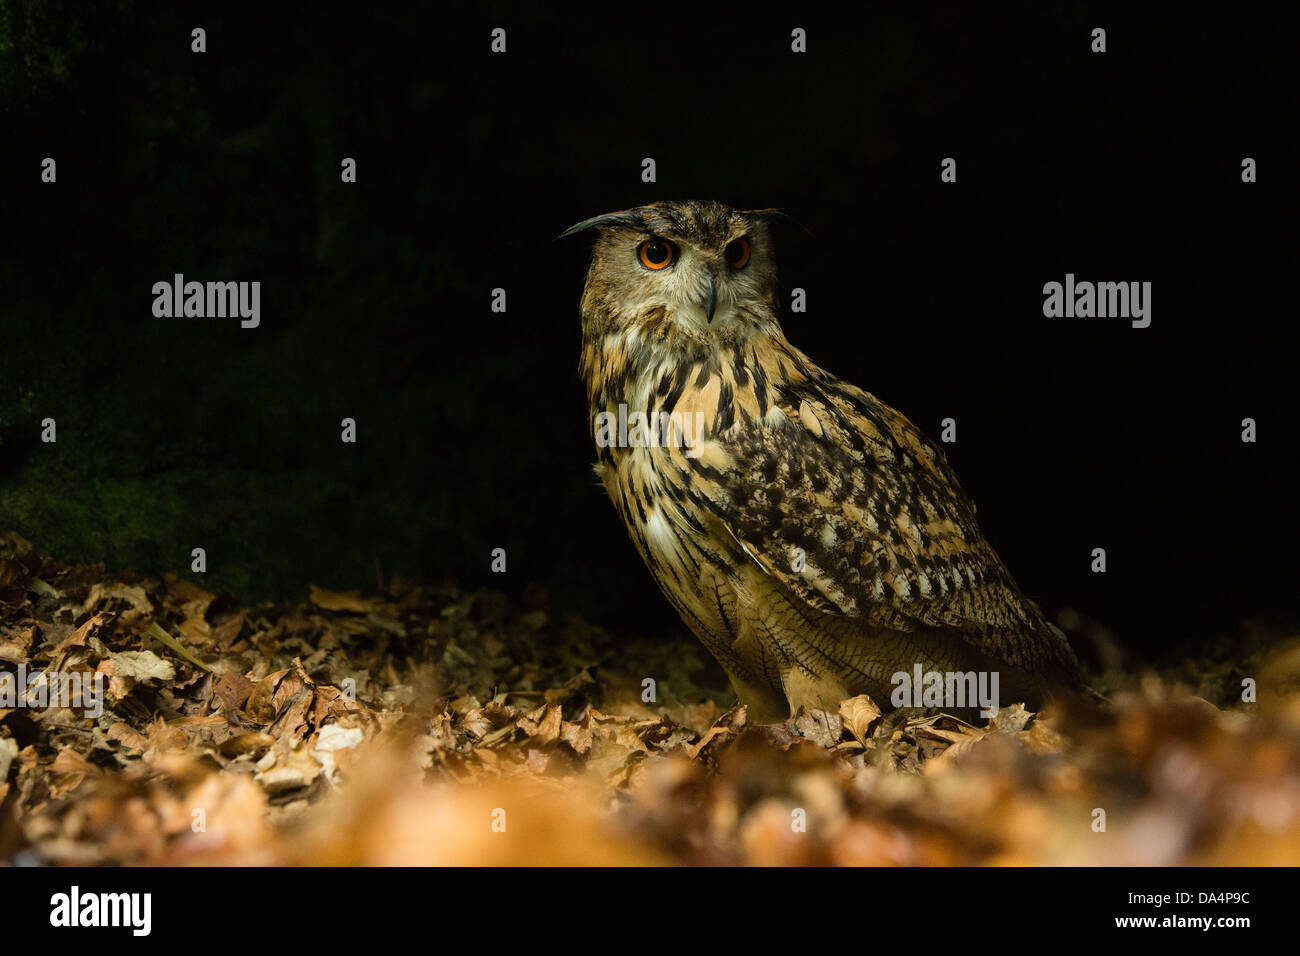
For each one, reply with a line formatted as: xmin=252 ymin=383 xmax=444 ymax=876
xmin=634 ymin=236 xmax=752 ymax=331
xmin=667 ymin=253 xmax=728 ymax=329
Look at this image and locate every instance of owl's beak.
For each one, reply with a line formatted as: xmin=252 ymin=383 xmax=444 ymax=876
xmin=703 ymin=274 xmax=718 ymax=323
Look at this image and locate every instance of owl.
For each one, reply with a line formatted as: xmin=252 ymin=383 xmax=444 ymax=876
xmin=562 ymin=200 xmax=1084 ymax=723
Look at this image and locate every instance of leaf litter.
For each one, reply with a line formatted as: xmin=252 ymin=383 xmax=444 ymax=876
xmin=2 ymin=530 xmax=1299 ymax=865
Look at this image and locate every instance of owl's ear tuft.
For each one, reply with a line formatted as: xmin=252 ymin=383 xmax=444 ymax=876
xmin=744 ymin=207 xmax=813 ymax=239
xmin=557 ymin=209 xmax=644 ymax=240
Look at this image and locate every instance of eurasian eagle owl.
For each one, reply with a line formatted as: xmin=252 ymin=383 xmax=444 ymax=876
xmin=563 ymin=200 xmax=1084 ymax=723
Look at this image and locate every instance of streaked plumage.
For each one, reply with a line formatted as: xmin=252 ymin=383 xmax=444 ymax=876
xmin=564 ymin=200 xmax=1083 ymax=722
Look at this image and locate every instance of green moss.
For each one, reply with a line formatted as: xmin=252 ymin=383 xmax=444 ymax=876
xmin=0 ymin=456 xmax=454 ymax=603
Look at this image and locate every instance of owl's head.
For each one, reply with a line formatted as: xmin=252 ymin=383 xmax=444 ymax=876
xmin=562 ymin=200 xmax=787 ymax=347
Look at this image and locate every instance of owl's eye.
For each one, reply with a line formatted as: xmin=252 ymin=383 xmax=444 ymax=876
xmin=724 ymin=238 xmax=751 ymax=269
xmin=637 ymin=239 xmax=676 ymax=270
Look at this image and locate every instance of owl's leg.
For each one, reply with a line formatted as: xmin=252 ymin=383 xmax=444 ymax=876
xmin=726 ymin=671 xmax=789 ymax=725
xmin=685 ymin=567 xmax=790 ymax=723
xmin=739 ymin=599 xmax=854 ymax=720
xmin=778 ymin=665 xmax=852 ymax=719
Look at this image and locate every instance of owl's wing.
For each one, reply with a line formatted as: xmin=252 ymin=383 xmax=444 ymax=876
xmin=692 ymin=374 xmax=1078 ymax=678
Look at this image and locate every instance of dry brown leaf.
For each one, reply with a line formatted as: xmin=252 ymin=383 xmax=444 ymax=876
xmin=838 ymin=693 xmax=882 ymax=745
xmin=309 ymin=585 xmax=373 ymax=613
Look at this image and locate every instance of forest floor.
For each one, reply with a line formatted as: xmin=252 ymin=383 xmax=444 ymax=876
xmin=2 ymin=529 xmax=1299 ymax=865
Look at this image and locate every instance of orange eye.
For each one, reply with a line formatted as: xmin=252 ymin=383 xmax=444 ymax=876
xmin=637 ymin=239 xmax=676 ymax=270
xmin=724 ymin=237 xmax=751 ymax=269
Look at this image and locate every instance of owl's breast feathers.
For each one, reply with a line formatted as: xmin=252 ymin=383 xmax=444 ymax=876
xmin=584 ymin=328 xmax=1083 ymax=701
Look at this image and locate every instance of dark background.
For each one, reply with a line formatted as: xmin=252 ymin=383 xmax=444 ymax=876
xmin=0 ymin=2 xmax=1293 ymax=660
